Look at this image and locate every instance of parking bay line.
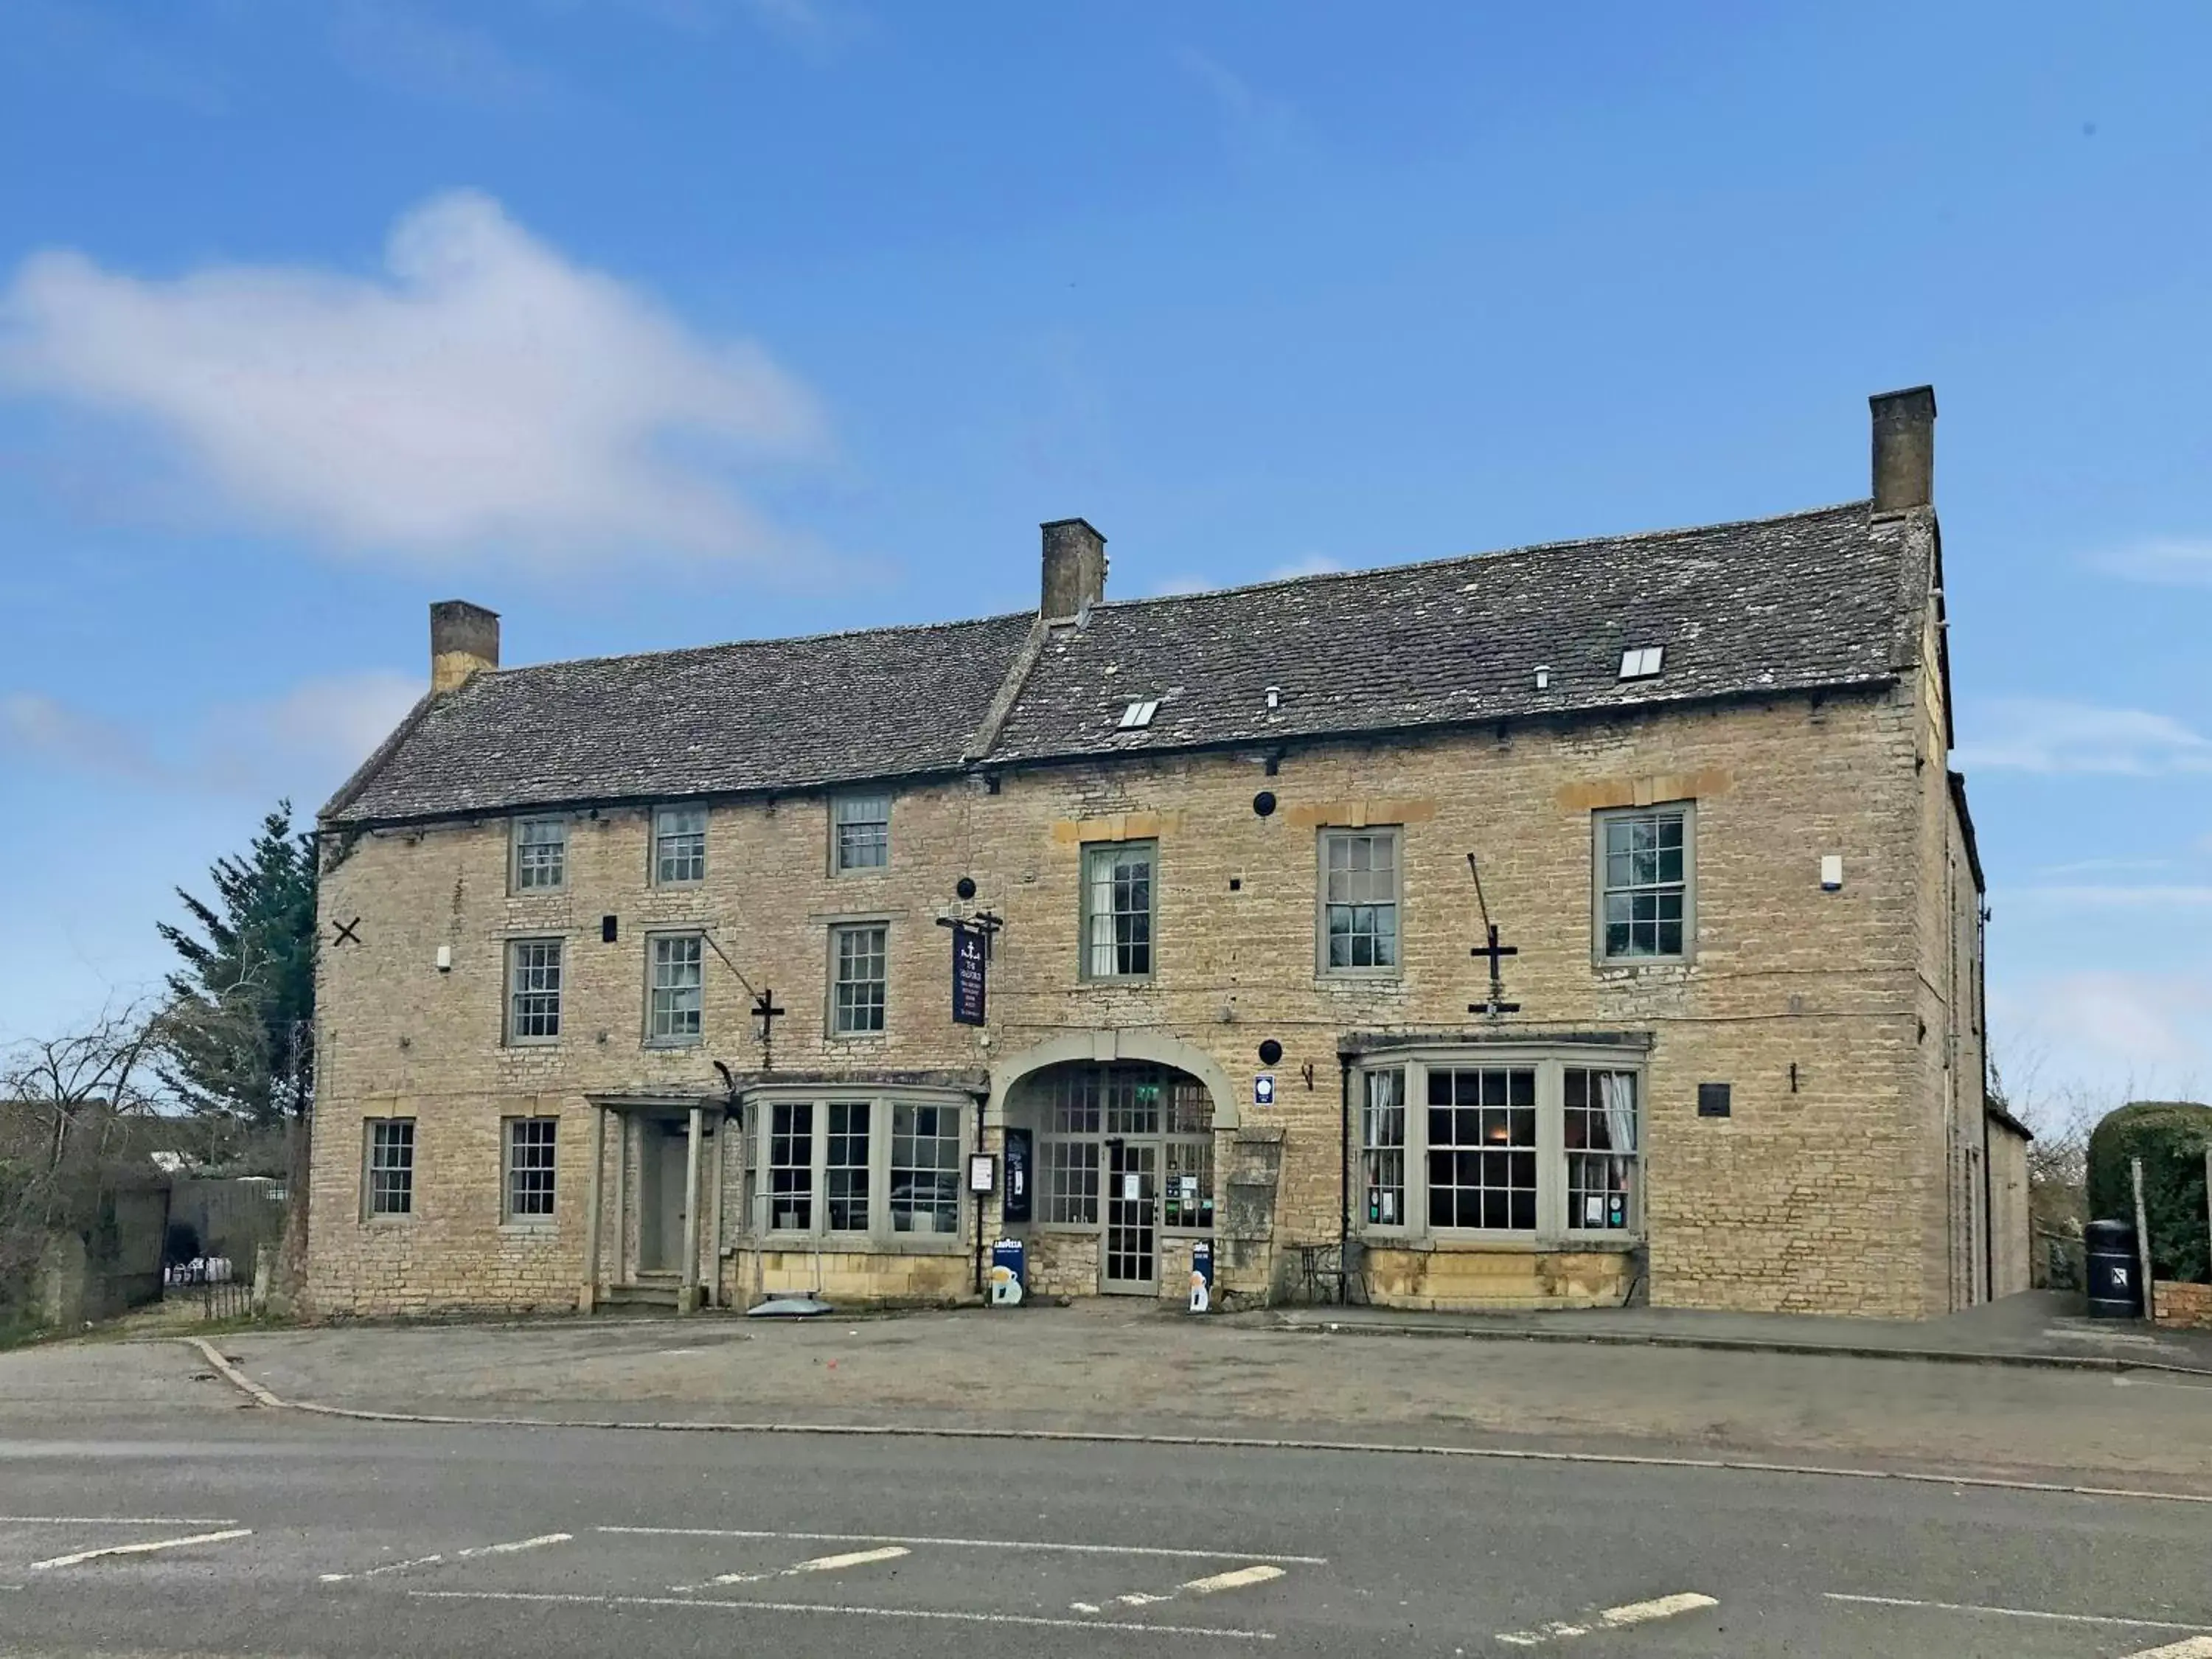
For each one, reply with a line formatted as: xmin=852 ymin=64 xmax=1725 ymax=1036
xmin=601 ymin=1526 xmax=1325 ymax=1565
xmin=321 ymin=1532 xmax=573 ymax=1584
xmin=1823 ymin=1593 xmax=2212 ymax=1637
xmin=677 ymin=1545 xmax=911 ymax=1592
xmin=28 ymin=1528 xmax=253 ymax=1571
xmin=410 ymin=1587 xmax=1273 ymax=1640
xmin=2123 ymin=1640 xmax=2212 ymax=1659
xmin=0 ymin=1516 xmax=240 ymax=1528
xmin=1498 ymin=1591 xmax=1718 ymax=1648
xmin=1089 ymin=1562 xmax=1289 ymax=1614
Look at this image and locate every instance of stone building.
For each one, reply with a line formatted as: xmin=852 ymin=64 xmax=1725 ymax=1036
xmin=307 ymin=386 xmax=2027 ymax=1321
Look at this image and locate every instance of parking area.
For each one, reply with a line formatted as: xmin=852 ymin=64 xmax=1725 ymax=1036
xmin=8 ymin=1500 xmax=2212 ymax=1655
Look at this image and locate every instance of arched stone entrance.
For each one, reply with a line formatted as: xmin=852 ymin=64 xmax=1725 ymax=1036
xmin=990 ymin=1032 xmax=1233 ymax=1299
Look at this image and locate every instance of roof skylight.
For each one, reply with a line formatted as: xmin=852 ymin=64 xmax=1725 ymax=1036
xmin=1618 ymin=647 xmax=1665 ymax=681
xmin=1118 ymin=698 xmax=1161 ymax=729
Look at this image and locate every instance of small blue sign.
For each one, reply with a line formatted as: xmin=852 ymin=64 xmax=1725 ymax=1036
xmin=1253 ymin=1072 xmax=1276 ymax=1106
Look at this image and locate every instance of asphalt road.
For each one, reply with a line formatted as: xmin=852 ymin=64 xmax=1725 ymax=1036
xmin=4 ymin=1379 xmax=2211 ymax=1657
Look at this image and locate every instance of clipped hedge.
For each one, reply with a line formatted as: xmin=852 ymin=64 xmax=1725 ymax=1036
xmin=2087 ymin=1101 xmax=2212 ymax=1283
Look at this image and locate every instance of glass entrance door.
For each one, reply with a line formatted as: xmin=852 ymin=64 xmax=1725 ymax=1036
xmin=1103 ymin=1140 xmax=1158 ymax=1293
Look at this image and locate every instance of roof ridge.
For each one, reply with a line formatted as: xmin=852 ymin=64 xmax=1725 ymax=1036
xmin=468 ymin=606 xmax=1034 ymax=682
xmin=1097 ymin=498 xmax=1874 ymax=611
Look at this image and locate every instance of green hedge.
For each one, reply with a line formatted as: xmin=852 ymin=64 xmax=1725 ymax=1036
xmin=2087 ymin=1101 xmax=2212 ymax=1283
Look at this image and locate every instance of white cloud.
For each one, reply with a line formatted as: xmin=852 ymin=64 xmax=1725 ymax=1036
xmin=0 ymin=692 xmax=165 ymax=782
xmin=1955 ymin=697 xmax=2212 ymax=776
xmin=327 ymin=1 xmax=553 ymax=108
xmin=1176 ymin=46 xmax=1299 ymax=159
xmin=2006 ymin=885 xmax=2212 ymax=909
xmin=2032 ymin=857 xmax=2174 ymax=879
xmin=1268 ymin=552 xmax=1342 ymax=580
xmin=1994 ymin=970 xmax=2212 ymax=1091
xmin=0 ymin=191 xmax=827 ymax=566
xmin=214 ymin=670 xmax=425 ymax=785
xmin=1 ymin=671 xmax=422 ymax=798
xmin=2096 ymin=536 xmax=2212 ymax=588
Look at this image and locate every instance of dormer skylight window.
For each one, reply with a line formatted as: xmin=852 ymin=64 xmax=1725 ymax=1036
xmin=1618 ymin=647 xmax=1665 ymax=681
xmin=1119 ymin=698 xmax=1161 ymax=730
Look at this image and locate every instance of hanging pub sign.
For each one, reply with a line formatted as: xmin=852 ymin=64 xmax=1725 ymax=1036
xmin=951 ymin=920 xmax=988 ymax=1026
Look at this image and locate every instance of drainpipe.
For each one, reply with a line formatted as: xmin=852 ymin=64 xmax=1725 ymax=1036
xmin=1338 ymin=1051 xmax=1354 ymax=1304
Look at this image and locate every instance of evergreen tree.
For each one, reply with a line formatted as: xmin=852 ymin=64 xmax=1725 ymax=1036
xmin=157 ymin=802 xmax=318 ymax=1128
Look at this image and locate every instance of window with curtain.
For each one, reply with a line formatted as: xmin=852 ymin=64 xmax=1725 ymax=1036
xmin=1564 ymin=1068 xmax=1638 ymax=1232
xmin=1361 ymin=1068 xmax=1406 ymax=1227
xmin=1352 ymin=1051 xmax=1644 ymax=1241
xmin=1082 ymin=842 xmax=1155 ymax=978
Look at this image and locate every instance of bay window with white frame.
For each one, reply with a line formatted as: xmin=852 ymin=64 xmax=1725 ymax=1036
xmin=750 ymin=1091 xmax=972 ymax=1245
xmin=1352 ymin=1048 xmax=1643 ymax=1242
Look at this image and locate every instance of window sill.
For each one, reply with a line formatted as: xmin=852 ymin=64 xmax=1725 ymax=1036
xmin=361 ymin=1214 xmax=415 ymax=1227
xmin=827 ymin=1032 xmax=890 ymax=1045
xmin=642 ymin=1041 xmax=703 ymax=1053
xmin=1314 ymin=973 xmax=1405 ymax=989
xmin=757 ymin=1232 xmax=971 ymax=1256
xmin=1591 ymin=956 xmax=1694 ymax=973
xmin=498 ymin=1221 xmax=557 ymax=1237
xmin=1074 ymin=978 xmax=1156 ymax=990
xmin=1358 ymin=1234 xmax=1642 ymax=1254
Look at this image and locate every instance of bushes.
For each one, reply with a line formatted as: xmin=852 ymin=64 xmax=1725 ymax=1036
xmin=2088 ymin=1101 xmax=2212 ymax=1283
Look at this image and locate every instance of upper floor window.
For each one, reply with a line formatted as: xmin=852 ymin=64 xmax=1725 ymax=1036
xmin=653 ymin=805 xmax=706 ymax=885
xmin=830 ymin=922 xmax=888 ymax=1035
xmin=364 ymin=1118 xmax=415 ymax=1218
xmin=833 ymin=794 xmax=891 ymax=872
xmin=1320 ymin=827 xmax=1401 ymax=974
xmin=1082 ymin=841 xmax=1155 ymax=979
xmin=647 ymin=933 xmax=704 ymax=1046
xmin=512 ymin=818 xmax=566 ymax=892
xmin=507 ymin=938 xmax=563 ymax=1043
xmin=1595 ymin=803 xmax=1694 ymax=962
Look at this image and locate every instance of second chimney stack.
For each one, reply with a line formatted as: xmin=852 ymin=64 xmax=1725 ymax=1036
xmin=430 ymin=599 xmax=500 ymax=694
xmin=1870 ymin=385 xmax=1936 ymax=514
xmin=1040 ymin=518 xmax=1108 ymax=621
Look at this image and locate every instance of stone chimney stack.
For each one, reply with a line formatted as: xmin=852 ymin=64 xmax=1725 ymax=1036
xmin=430 ymin=600 xmax=500 ymax=694
xmin=1870 ymin=385 xmax=1936 ymax=514
xmin=1040 ymin=518 xmax=1108 ymax=622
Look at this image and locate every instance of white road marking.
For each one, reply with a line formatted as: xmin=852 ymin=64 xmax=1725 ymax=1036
xmin=410 ymin=1587 xmax=1273 ymax=1640
xmin=2124 ymin=1639 xmax=2212 ymax=1659
xmin=698 ymin=1545 xmax=910 ymax=1588
xmin=602 ymin=1525 xmax=1324 ymax=1565
xmin=321 ymin=1531 xmax=572 ymax=1583
xmin=0 ymin=1516 xmax=240 ymax=1527
xmin=1183 ymin=1564 xmax=1288 ymax=1596
xmin=1088 ymin=1561 xmax=1290 ymax=1615
xmin=1600 ymin=1593 xmax=1720 ymax=1628
xmin=28 ymin=1528 xmax=253 ymax=1571
xmin=1497 ymin=1590 xmax=1716 ymax=1647
xmin=1823 ymin=1593 xmax=2212 ymax=1635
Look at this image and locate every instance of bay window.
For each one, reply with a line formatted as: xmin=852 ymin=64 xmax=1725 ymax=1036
xmin=1352 ymin=1048 xmax=1643 ymax=1242
xmin=753 ymin=1091 xmax=972 ymax=1244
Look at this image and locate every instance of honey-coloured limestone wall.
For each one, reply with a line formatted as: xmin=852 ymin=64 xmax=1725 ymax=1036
xmin=308 ymin=674 xmax=1975 ymax=1322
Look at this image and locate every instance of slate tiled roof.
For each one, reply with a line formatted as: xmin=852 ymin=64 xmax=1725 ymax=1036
xmin=990 ymin=501 xmax=1918 ymax=763
xmin=327 ymin=612 xmax=1037 ymax=824
xmin=325 ymin=500 xmax=1927 ymax=826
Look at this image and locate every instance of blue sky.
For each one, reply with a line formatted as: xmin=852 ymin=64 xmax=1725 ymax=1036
xmin=1 ymin=1 xmax=2206 ymax=1119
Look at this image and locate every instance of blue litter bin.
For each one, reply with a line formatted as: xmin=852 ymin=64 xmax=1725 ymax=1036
xmin=990 ymin=1238 xmax=1026 ymax=1307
